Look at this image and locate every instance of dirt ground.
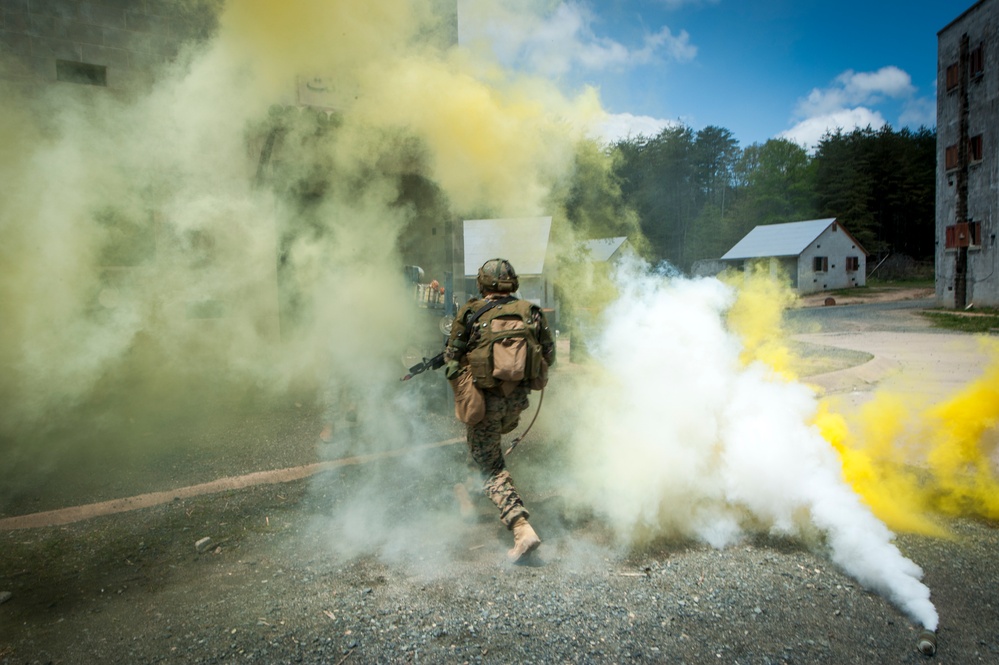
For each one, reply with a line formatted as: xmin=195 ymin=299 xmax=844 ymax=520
xmin=2 ymin=287 xmax=998 ymax=665
xmin=797 ymin=286 xmax=936 ymax=308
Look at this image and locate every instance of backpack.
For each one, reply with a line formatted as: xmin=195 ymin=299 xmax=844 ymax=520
xmin=464 ymin=299 xmax=544 ymax=390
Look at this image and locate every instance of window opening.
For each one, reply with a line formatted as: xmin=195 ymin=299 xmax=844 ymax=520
xmin=970 ymin=134 xmax=984 ymax=163
xmin=945 ymin=144 xmax=959 ymax=171
xmin=946 ymin=62 xmax=959 ymax=91
xmin=56 ymin=60 xmax=107 ymax=86
xmin=971 ymin=43 xmax=985 ymax=78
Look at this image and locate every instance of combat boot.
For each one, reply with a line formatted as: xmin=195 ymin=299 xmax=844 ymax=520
xmin=507 ymin=516 xmax=541 ymax=562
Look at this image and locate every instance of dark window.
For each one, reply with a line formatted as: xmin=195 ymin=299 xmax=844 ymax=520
xmin=946 ymin=62 xmax=959 ymax=91
xmin=970 ymin=221 xmax=982 ymax=246
xmin=56 ymin=60 xmax=107 ymax=86
xmin=813 ymin=256 xmax=828 ymax=272
xmin=945 ymin=144 xmax=959 ymax=170
xmin=971 ymin=43 xmax=985 ymax=78
xmin=970 ymin=134 xmax=984 ymax=162
xmin=845 ymin=256 xmax=860 ymax=272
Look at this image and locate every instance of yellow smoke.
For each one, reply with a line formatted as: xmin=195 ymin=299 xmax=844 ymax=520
xmin=815 ymin=397 xmax=946 ymax=537
xmin=719 ymin=268 xmax=999 ymax=534
xmin=816 ymin=339 xmax=999 ymax=534
xmin=723 ymin=261 xmax=800 ymax=378
xmin=924 ymin=338 xmax=999 ymax=518
xmin=0 ymin=0 xmax=628 ymax=448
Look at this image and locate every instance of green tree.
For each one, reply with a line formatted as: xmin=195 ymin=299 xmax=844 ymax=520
xmin=813 ymin=126 xmax=935 ymax=260
xmin=731 ymin=138 xmax=816 ymax=229
xmin=685 ymin=126 xmax=740 ymax=266
xmin=614 ymin=125 xmax=697 ymax=267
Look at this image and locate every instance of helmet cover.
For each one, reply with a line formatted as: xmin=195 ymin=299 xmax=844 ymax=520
xmin=476 ymin=258 xmax=519 ymax=294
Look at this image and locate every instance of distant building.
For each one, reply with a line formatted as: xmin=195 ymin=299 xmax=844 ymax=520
xmin=0 ymin=1 xmax=457 ymax=94
xmin=721 ymin=219 xmax=868 ymax=295
xmin=0 ymin=0 xmax=224 ymax=92
xmin=581 ymin=237 xmax=632 ymax=264
xmin=459 ymin=217 xmax=557 ymax=314
xmin=936 ymin=0 xmax=999 ymax=308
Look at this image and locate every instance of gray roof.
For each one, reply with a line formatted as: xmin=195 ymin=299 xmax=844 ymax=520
xmin=721 ymin=218 xmax=837 ymax=260
xmin=583 ymin=237 xmax=628 ymax=262
xmin=463 ymin=217 xmax=552 ymax=276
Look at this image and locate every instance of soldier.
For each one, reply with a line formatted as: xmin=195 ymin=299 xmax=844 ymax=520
xmin=444 ymin=258 xmax=556 ymax=562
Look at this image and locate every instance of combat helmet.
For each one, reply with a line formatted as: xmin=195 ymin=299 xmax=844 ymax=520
xmin=477 ymin=258 xmax=519 ymax=294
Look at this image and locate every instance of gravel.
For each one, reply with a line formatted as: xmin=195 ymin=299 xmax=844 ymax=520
xmin=2 ymin=296 xmax=997 ymax=665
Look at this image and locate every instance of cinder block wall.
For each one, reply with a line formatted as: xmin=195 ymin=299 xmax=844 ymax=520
xmin=0 ymin=0 xmax=220 ymax=89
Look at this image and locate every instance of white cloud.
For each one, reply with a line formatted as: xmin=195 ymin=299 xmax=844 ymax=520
xmin=839 ymin=66 xmax=915 ymax=98
xmin=797 ymin=66 xmax=915 ymax=117
xmin=779 ymin=107 xmax=887 ymax=152
xmin=459 ymin=0 xmax=696 ymax=77
xmin=781 ymin=66 xmax=934 ymax=150
xmin=591 ymin=112 xmax=680 ymax=145
xmin=899 ymin=97 xmax=936 ymax=129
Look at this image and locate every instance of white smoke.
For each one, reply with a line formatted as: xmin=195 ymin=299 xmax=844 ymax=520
xmin=565 ymin=259 xmax=937 ymax=629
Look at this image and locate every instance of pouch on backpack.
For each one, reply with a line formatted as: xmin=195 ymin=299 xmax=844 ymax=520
xmin=490 ymin=318 xmax=528 ymax=382
xmin=450 ymin=368 xmax=485 ymax=425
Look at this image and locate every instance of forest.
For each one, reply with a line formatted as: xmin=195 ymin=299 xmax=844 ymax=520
xmin=585 ymin=124 xmax=937 ymax=274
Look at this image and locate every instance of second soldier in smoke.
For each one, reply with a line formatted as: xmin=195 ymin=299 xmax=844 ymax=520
xmin=444 ymin=258 xmax=556 ymax=562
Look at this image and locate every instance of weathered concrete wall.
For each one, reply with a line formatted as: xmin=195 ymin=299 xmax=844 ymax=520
xmin=797 ymin=225 xmax=867 ymax=294
xmin=0 ymin=0 xmax=221 ymax=89
xmin=936 ymin=0 xmax=999 ymax=308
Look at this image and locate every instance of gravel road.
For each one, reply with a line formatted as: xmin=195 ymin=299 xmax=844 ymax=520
xmin=2 ymin=294 xmax=997 ymax=665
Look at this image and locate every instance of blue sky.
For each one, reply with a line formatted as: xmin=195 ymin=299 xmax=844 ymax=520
xmin=458 ymin=0 xmax=972 ymax=149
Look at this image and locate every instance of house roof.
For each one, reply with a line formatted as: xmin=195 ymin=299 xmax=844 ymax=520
xmin=721 ymin=218 xmax=840 ymax=260
xmin=582 ymin=237 xmax=628 ymax=262
xmin=463 ymin=217 xmax=552 ymax=276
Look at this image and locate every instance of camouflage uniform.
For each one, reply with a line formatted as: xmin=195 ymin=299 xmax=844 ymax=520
xmin=446 ymin=293 xmax=556 ymax=529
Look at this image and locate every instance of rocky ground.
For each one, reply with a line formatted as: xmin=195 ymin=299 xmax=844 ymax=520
xmin=2 ymin=288 xmax=997 ymax=665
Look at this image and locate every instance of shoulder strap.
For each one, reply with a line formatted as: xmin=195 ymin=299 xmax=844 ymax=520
xmin=459 ymin=295 xmax=515 ymax=344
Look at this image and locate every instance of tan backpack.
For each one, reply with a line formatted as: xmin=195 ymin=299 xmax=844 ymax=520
xmin=465 ymin=299 xmax=545 ymax=390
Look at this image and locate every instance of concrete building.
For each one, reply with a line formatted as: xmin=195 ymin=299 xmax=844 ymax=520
xmin=721 ymin=219 xmax=868 ymax=295
xmin=937 ymin=0 xmax=999 ymax=308
xmin=0 ymin=0 xmax=222 ymax=92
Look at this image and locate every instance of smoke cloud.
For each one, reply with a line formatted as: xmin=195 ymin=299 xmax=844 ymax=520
xmin=6 ymin=0 xmax=997 ymax=636
xmin=558 ymin=260 xmax=938 ymax=629
xmin=0 ymin=2 xmax=598 ymax=438
xmin=0 ymin=0 xmax=615 ymax=568
xmin=819 ymin=339 xmax=999 ymax=534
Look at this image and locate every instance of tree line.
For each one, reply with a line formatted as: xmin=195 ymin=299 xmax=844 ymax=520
xmin=598 ymin=124 xmax=936 ymax=273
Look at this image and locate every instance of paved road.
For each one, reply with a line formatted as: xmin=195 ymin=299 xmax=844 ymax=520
xmin=791 ymin=298 xmax=994 ymax=409
xmin=787 ymin=297 xmax=940 ymax=334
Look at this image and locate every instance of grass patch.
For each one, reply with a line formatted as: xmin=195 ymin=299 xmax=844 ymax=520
xmin=866 ymin=277 xmax=935 ymax=288
xmin=920 ymin=308 xmax=999 ymax=333
xmin=821 ymin=280 xmax=934 ymax=299
xmin=788 ymin=340 xmax=874 ymax=377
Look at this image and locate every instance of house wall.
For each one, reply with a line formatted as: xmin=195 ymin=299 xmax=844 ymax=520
xmin=796 ymin=225 xmax=867 ymax=294
xmin=936 ymin=0 xmax=999 ymax=308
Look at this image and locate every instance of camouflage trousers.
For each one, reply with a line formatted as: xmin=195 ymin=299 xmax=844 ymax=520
xmin=464 ymin=383 xmax=531 ymax=529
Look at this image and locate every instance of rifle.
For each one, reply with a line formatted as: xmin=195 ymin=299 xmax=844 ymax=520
xmin=400 ymin=351 xmax=446 ymax=381
xmin=400 ymin=297 xmax=510 ymax=382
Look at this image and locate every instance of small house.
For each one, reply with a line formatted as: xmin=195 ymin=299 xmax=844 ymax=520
xmin=721 ymin=219 xmax=868 ymax=294
xmin=582 ymin=237 xmax=632 ymax=264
